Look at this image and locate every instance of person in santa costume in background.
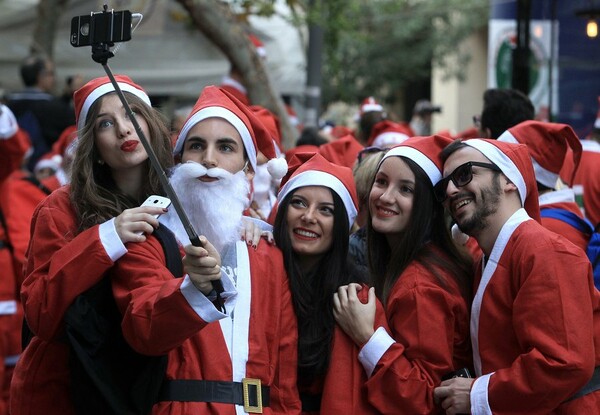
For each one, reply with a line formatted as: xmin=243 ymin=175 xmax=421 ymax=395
xmin=355 ymin=96 xmax=387 ymax=146
xmin=0 ymin=124 xmax=77 ymax=410
xmin=334 ymin=135 xmax=474 ymax=415
xmin=272 ymin=152 xmax=385 ymax=414
xmin=498 ymin=120 xmax=590 ymax=252
xmin=111 ymin=85 xmax=300 ymax=414
xmin=434 ymin=138 xmax=600 ymax=414
xmin=561 ymin=96 xmax=600 ymax=228
xmin=0 ymin=105 xmax=31 ymax=415
xmin=10 ymin=75 xmax=174 ymax=415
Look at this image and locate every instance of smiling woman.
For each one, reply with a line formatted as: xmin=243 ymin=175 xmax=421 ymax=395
xmin=274 ymin=152 xmax=386 ymax=415
xmin=333 ymin=135 xmax=474 ymax=415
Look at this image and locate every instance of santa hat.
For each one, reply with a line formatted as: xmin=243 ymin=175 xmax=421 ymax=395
xmin=463 ymin=138 xmax=540 ymax=222
xmin=368 ymin=120 xmax=412 ymax=148
xmin=74 ymin=75 xmax=151 ymax=132
xmin=319 ymin=134 xmax=364 ymax=169
xmin=331 ymin=125 xmax=355 ymax=139
xmin=248 ymin=34 xmax=267 ymax=58
xmin=285 ymin=145 xmax=319 ymax=164
xmin=380 ymin=135 xmax=453 ymax=186
xmin=34 ymin=125 xmax=78 ymax=174
xmin=498 ymin=120 xmax=582 ymax=189
xmin=174 ymin=86 xmax=288 ymax=179
xmin=360 ymin=96 xmax=384 ymax=115
xmin=277 ymin=152 xmax=358 ymax=229
xmin=249 ymin=105 xmax=283 ymax=153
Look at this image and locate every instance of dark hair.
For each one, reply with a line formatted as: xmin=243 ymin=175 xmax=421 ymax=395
xmin=358 ymin=111 xmax=385 ymax=145
xmin=481 ymin=89 xmax=534 ymax=139
xmin=274 ymin=188 xmax=361 ymax=384
xmin=20 ymin=55 xmax=48 ymax=87
xmin=295 ymin=126 xmax=328 ymax=147
xmin=70 ymin=91 xmax=173 ymax=232
xmin=440 ymin=139 xmax=468 ymax=162
xmin=367 ymin=156 xmax=472 ymax=305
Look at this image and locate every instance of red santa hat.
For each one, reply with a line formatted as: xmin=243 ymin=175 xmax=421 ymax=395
xmin=318 ymin=134 xmax=364 ymax=169
xmin=74 ymin=75 xmax=151 ymax=132
xmin=277 ymin=152 xmax=358 ymax=229
xmin=381 ymin=135 xmax=453 ymax=186
xmin=34 ymin=125 xmax=79 ymax=174
xmin=249 ymin=105 xmax=283 ymax=153
xmin=360 ymin=96 xmax=384 ymax=115
xmin=248 ymin=34 xmax=267 ymax=58
xmin=497 ymin=120 xmax=582 ymax=189
xmin=367 ymin=120 xmax=412 ymax=148
xmin=463 ymin=138 xmax=540 ymax=222
xmin=174 ymin=86 xmax=288 ymax=179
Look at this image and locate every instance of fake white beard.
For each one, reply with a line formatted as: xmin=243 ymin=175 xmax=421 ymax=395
xmin=160 ymin=161 xmax=250 ymax=254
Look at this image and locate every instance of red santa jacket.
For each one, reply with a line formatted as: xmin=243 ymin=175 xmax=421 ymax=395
xmin=359 ymin=245 xmax=472 ymax=415
xmin=539 ymin=189 xmax=590 ymax=253
xmin=11 ymin=186 xmax=124 ymax=415
xmin=111 ymin=236 xmax=301 ymax=415
xmin=470 ymin=209 xmax=600 ymax=414
xmin=560 ymin=139 xmax=600 ymax=227
xmin=299 ymin=285 xmax=387 ymax=415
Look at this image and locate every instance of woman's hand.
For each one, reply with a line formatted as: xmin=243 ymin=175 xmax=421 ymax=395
xmin=114 ymin=206 xmax=166 ymax=243
xmin=240 ymin=217 xmax=274 ymax=248
xmin=333 ymin=283 xmax=376 ymax=347
xmin=183 ymin=236 xmax=223 ymax=295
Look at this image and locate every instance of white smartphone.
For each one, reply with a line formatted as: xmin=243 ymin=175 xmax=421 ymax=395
xmin=136 ymin=195 xmax=171 ymax=235
xmin=140 ymin=195 xmax=171 ymax=216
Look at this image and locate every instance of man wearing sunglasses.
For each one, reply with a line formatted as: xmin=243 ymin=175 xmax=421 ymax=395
xmin=433 ymin=139 xmax=600 ymax=414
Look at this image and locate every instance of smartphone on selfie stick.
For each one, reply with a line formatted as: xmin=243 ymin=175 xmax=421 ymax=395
xmin=71 ymin=5 xmax=226 ymax=311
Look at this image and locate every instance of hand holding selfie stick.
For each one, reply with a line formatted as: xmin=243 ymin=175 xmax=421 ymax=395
xmin=77 ymin=8 xmax=225 ymax=311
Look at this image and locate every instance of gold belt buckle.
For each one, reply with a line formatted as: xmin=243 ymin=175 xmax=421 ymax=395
xmin=242 ymin=377 xmax=263 ymax=414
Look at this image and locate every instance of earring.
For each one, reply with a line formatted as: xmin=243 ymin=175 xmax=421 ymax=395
xmin=97 ymin=159 xmax=105 ymax=165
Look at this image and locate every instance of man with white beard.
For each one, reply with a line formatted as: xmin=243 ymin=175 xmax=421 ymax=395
xmin=111 ymin=86 xmax=300 ymax=415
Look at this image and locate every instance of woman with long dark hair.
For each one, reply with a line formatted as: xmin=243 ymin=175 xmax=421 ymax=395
xmin=10 ymin=75 xmax=173 ymax=415
xmin=334 ymin=135 xmax=473 ymax=414
xmin=274 ymin=152 xmax=385 ymax=414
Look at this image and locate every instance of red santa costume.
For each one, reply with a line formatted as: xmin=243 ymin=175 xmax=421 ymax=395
xmin=357 ymin=136 xmax=472 ymax=414
xmin=498 ymin=120 xmax=590 ymax=252
xmin=0 ymin=104 xmax=28 ymax=415
xmin=122 ymin=85 xmax=298 ymax=414
xmin=461 ymin=139 xmax=600 ymax=414
xmin=10 ymin=75 xmax=154 ymax=415
xmin=276 ymin=153 xmax=386 ymax=415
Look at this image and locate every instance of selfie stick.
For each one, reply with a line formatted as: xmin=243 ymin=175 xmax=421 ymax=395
xmin=89 ymin=42 xmax=226 ymax=311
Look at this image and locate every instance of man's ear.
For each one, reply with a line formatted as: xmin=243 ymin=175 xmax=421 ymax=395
xmin=244 ymin=161 xmax=255 ymax=181
xmin=502 ymin=175 xmax=518 ymax=192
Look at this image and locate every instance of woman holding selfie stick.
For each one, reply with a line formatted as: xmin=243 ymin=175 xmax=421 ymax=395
xmin=333 ymin=136 xmax=473 ymax=414
xmin=9 ymin=75 xmax=173 ymax=415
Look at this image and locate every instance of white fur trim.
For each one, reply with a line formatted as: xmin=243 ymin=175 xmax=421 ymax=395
xmin=266 ymin=157 xmax=288 ymax=180
xmin=471 ymin=209 xmax=530 ymax=376
xmin=382 ymin=146 xmax=442 ymax=185
xmin=0 ymin=300 xmax=16 ymax=315
xmin=0 ymin=104 xmax=18 ymax=139
xmin=465 ymin=139 xmax=527 ymax=208
xmin=471 ymin=374 xmax=494 ymax=415
xmin=232 ymin=241 xmax=251 ymax=415
xmin=277 ymin=171 xmax=358 ymax=229
xmin=34 ymin=158 xmax=60 ymax=173
xmin=498 ymin=131 xmax=558 ymax=188
xmin=361 ymin=103 xmax=383 ymax=113
xmin=372 ymin=132 xmax=409 ymax=148
xmin=174 ymin=107 xmax=257 ymax=173
xmin=77 ymin=82 xmax=151 ymax=131
xmin=358 ymin=327 xmax=395 ymax=377
xmin=581 ymin=139 xmax=600 ymax=153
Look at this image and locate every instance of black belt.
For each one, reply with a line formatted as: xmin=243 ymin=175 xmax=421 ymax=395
xmin=566 ymin=366 xmax=600 ymax=402
xmin=159 ymin=379 xmax=270 ymax=413
xmin=300 ymin=392 xmax=322 ymax=412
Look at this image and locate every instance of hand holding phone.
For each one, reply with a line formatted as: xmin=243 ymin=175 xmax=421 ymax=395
xmin=135 ymin=195 xmax=171 ymax=235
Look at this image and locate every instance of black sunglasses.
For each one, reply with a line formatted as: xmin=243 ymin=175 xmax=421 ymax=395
xmin=434 ymin=161 xmax=501 ymax=202
xmin=357 ymin=146 xmax=388 ymax=164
